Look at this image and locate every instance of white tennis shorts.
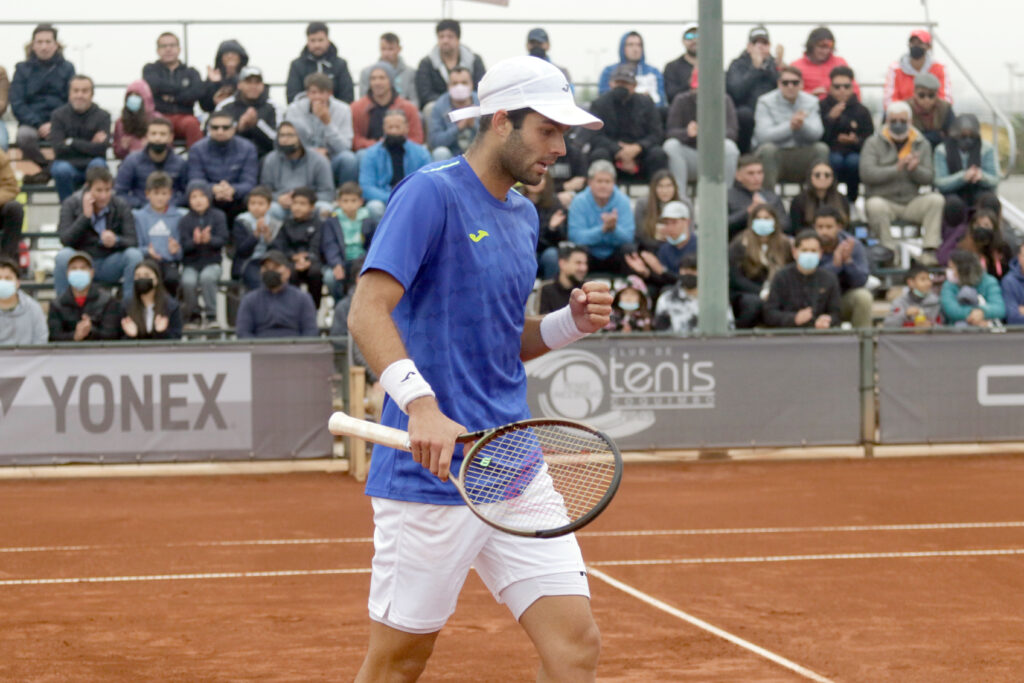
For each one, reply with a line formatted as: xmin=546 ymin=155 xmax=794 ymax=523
xmin=367 ymin=496 xmax=590 ymax=633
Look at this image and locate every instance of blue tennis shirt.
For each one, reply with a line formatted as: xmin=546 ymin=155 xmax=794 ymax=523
xmin=360 ymin=157 xmax=540 ymax=504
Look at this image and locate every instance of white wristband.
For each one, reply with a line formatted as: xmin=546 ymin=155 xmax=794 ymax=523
xmin=540 ymin=304 xmax=588 ymax=350
xmin=380 ymin=358 xmax=436 ymax=414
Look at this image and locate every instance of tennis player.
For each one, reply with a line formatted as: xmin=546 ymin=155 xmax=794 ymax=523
xmin=348 ymin=55 xmax=610 ymax=681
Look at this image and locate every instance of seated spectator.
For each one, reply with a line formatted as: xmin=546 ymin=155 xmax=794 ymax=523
xmin=655 ymin=201 xmax=697 ymax=275
xmin=261 ymin=121 xmax=335 ymax=220
xmin=728 ymin=203 xmax=792 ymax=328
xmin=187 ymin=110 xmax=259 ymax=226
xmin=941 ymin=248 xmax=1005 ymax=326
xmin=904 ymin=72 xmax=954 ymax=151
xmin=428 ymin=67 xmax=479 ymax=161
xmin=727 ymin=25 xmax=781 ymax=154
xmin=934 ymin=114 xmax=999 ymax=211
xmin=47 ymin=250 xmax=122 ymax=341
xmin=884 ymin=29 xmax=951 ymax=110
xmin=655 ymin=254 xmax=735 ymax=333
xmin=523 ymin=172 xmax=567 ymax=279
xmin=605 ymin=275 xmax=653 ymax=332
xmin=143 ymin=32 xmax=203 ymax=148
xmin=216 ymin=66 xmax=284 ymax=160
xmin=588 ymin=65 xmax=668 ymax=183
xmin=789 ymin=161 xmax=850 ymax=232
xmin=357 ymin=109 xmax=431 ymax=218
xmin=178 ymin=180 xmax=228 ymax=328
xmin=119 ymin=259 xmax=182 ymax=340
xmin=0 ymin=149 xmax=24 ymax=262
xmin=55 ymin=167 xmax=143 ymax=299
xmin=416 ymin=19 xmax=486 ymax=112
xmin=351 ymin=62 xmax=423 ymax=152
xmin=286 ymin=73 xmax=358 ymax=186
xmin=663 ymin=87 xmax=740 ymax=191
xmin=813 ymin=206 xmax=872 ymax=328
xmin=286 ymin=22 xmax=355 ymax=105
xmin=663 ymin=23 xmax=698 ymax=106
xmin=236 ymin=250 xmax=318 ymax=338
xmin=11 ymin=23 xmax=75 ymax=184
xmin=321 ymin=182 xmax=377 ymax=301
xmin=232 ymin=186 xmax=282 ymax=291
xmin=633 ymin=170 xmax=682 ymax=253
xmin=861 ymin=101 xmax=943 ymax=264
xmin=820 ymin=66 xmax=872 ymax=202
xmin=359 ymin=33 xmax=418 ymax=108
xmin=0 ymin=256 xmax=47 ymax=345
xmin=112 ymin=79 xmax=154 ymax=160
xmin=48 ymin=75 xmax=110 ymax=201
xmin=567 ymin=160 xmax=635 ymax=274
xmin=538 ymin=243 xmax=588 ymax=314
xmin=199 ymin=40 xmax=248 ymax=113
xmin=884 ymin=263 xmax=942 ymax=328
xmin=790 ymin=27 xmax=860 ymax=100
xmin=763 ymin=229 xmax=841 ymax=328
xmin=132 ymin=171 xmax=185 ymax=295
xmin=598 ymin=32 xmax=666 ymax=107
xmin=270 ymin=187 xmax=324 ymax=310
xmin=115 ymin=117 xmax=188 ymax=209
xmin=1001 ymin=243 xmax=1024 ymax=326
xmin=727 ymin=154 xmax=789 ymax=240
xmin=328 ymin=260 xmax=383 ymax=415
xmin=753 ymin=66 xmax=828 ymax=190
xmin=526 ymin=28 xmax=572 ymax=86
xmin=939 ymin=209 xmax=1012 ymax=279
xmin=0 ymin=66 xmax=10 ymax=150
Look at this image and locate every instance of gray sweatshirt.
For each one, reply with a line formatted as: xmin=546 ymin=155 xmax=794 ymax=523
xmin=0 ymin=290 xmax=49 ymax=345
xmin=753 ymin=89 xmax=824 ymax=148
xmin=883 ymin=287 xmax=942 ymax=327
xmin=859 ymin=128 xmax=935 ymax=204
xmin=260 ymin=146 xmax=336 ymax=203
xmin=284 ymin=93 xmax=353 ymax=156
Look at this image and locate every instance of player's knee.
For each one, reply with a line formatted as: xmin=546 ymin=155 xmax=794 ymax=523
xmin=360 ymin=638 xmax=435 ymax=683
xmin=541 ymin=618 xmax=601 ymax=675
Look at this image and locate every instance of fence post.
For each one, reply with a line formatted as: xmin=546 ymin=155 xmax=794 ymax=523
xmin=860 ymin=331 xmax=876 ymax=456
xmin=348 ymin=365 xmax=368 ymax=481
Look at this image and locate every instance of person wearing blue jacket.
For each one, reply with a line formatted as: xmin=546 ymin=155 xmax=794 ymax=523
xmin=114 ymin=118 xmax=189 ymax=208
xmin=597 ymin=31 xmax=666 ymax=107
xmin=941 ymin=248 xmax=1005 ymax=327
xmin=357 ymin=110 xmax=431 ymax=217
xmin=187 ymin=110 xmax=259 ymax=226
xmin=812 ymin=205 xmax=873 ymax=327
xmin=1001 ymin=246 xmax=1024 ymax=326
xmin=568 ymin=160 xmax=635 ymax=274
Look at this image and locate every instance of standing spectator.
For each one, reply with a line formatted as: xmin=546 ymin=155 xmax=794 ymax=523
xmin=351 ymin=62 xmax=423 ymax=152
xmin=216 ymin=66 xmax=284 ymax=160
xmin=753 ymin=66 xmax=828 ymax=191
xmin=727 ymin=25 xmax=782 ymax=154
xmin=655 ymin=201 xmax=697 ymax=275
xmin=142 ymin=32 xmax=204 ymax=148
xmin=286 ymin=22 xmax=355 ymax=105
xmin=0 ymin=256 xmax=47 ymax=345
xmin=178 ymin=180 xmax=228 ymax=328
xmin=790 ymin=27 xmax=860 ymax=100
xmin=1000 ymin=243 xmax=1024 ymax=326
xmin=526 ymin=28 xmax=572 ymax=87
xmin=0 ymin=66 xmax=10 ymax=150
xmin=605 ymin=276 xmax=653 ymax=332
xmin=55 ymin=167 xmax=143 ymax=299
xmin=428 ymin=67 xmax=479 ymax=161
xmin=132 ymin=171 xmax=185 ymax=295
xmin=357 ymin=110 xmax=431 ymax=218
xmin=0 ymin=149 xmax=24 ymax=263
xmin=567 ymin=160 xmax=635 ymax=274
xmin=939 ymin=209 xmax=1012 ymax=280
xmin=904 ymin=72 xmax=954 ymax=150
xmin=588 ymin=65 xmax=668 ymax=184
xmin=522 ymin=172 xmax=567 ymax=279
xmin=663 ymin=88 xmax=740 ymax=191
xmin=187 ymin=110 xmax=259 ymax=226
xmin=884 ymin=263 xmax=942 ymax=328
xmin=884 ymin=29 xmax=951 ymax=109
xmin=260 ymin=121 xmax=335 ymax=219
xmin=813 ymin=206 xmax=872 ymax=328
xmin=321 ymin=182 xmax=376 ymax=300
xmin=235 ymin=250 xmax=318 ymax=338
xmin=47 ymin=250 xmax=122 ymax=341
xmin=820 ymin=66 xmax=872 ymax=202
xmin=270 ymin=187 xmax=324 ymax=310
xmin=861 ymin=101 xmax=943 ymax=264
xmin=663 ymin=23 xmax=698 ymax=106
xmin=115 ymin=118 xmax=188 ymax=209
xmin=941 ymin=248 xmax=1004 ymax=326
xmin=416 ymin=19 xmax=486 ymax=112
xmin=598 ymin=32 xmax=666 ymax=107
xmin=112 ymin=79 xmax=154 ymax=160
xmin=199 ymin=40 xmax=248 ymax=113
xmin=728 ymin=204 xmax=792 ymax=328
xmin=789 ymin=161 xmax=851 ymax=232
xmin=286 ymin=73 xmax=358 ymax=186
xmin=119 ymin=259 xmax=182 ymax=340
xmin=763 ymin=229 xmax=841 ymax=329
xmin=358 ymin=33 xmax=418 ymax=108
xmin=48 ymin=75 xmax=111 ymax=201
xmin=633 ymin=171 xmax=683 ymax=253
xmin=727 ymin=154 xmax=790 ymax=240
xmin=11 ymin=23 xmax=76 ymax=184
xmin=538 ymin=244 xmax=588 ymax=314
xmin=934 ymin=114 xmax=999 ymax=211
xmin=232 ymin=186 xmax=282 ymax=291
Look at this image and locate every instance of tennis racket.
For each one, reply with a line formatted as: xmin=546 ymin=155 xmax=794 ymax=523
xmin=328 ymin=412 xmax=622 ymax=538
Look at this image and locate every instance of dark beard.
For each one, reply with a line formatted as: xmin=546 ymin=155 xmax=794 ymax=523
xmin=498 ymin=129 xmax=543 ymax=186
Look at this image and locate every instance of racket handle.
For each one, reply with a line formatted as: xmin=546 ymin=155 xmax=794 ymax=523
xmin=328 ymin=411 xmax=412 ymax=452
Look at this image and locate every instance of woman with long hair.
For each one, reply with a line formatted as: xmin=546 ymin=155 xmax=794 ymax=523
xmin=941 ymin=248 xmax=1005 ymax=327
xmin=728 ymin=203 xmax=793 ymax=327
xmin=112 ymin=80 xmax=154 ymax=160
xmin=788 ymin=160 xmax=849 ymax=232
xmin=633 ymin=170 xmax=685 ymax=252
xmin=120 ymin=260 xmax=183 ymax=340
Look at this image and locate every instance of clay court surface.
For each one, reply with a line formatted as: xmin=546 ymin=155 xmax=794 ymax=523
xmin=2 ymin=455 xmax=1024 ymax=682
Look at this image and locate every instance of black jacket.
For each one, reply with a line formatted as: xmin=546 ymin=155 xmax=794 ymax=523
xmin=727 ymin=181 xmax=790 ymax=240
xmin=820 ymin=94 xmax=874 ymax=153
xmin=49 ymin=103 xmax=111 ymax=169
xmin=178 ymin=208 xmax=229 ymax=269
xmin=58 ymin=194 xmax=138 ymax=259
xmin=10 ymin=51 xmax=75 ymax=127
xmin=286 ymin=43 xmax=354 ymax=104
xmin=415 ymin=52 xmax=486 ymax=109
xmin=726 ymin=51 xmax=779 ymax=110
xmin=663 ymin=54 xmax=696 ymax=106
xmin=143 ymin=61 xmax=204 ymax=116
xmin=666 ymin=91 xmax=738 ymax=145
xmin=763 ymin=264 xmax=841 ymax=328
xmin=272 ymin=216 xmax=323 ymax=272
xmin=588 ymin=90 xmax=664 ymax=153
xmin=123 ymin=296 xmax=183 ymax=340
xmin=216 ymin=90 xmax=280 ymax=158
xmin=199 ymin=40 xmax=249 ymax=112
xmin=47 ymin=285 xmax=122 ymax=341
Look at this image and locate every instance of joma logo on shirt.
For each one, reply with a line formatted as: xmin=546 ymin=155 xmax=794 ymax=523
xmin=469 ymin=230 xmax=489 ymax=242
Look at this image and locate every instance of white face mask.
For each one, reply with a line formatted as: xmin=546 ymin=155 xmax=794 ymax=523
xmin=448 ymin=84 xmax=472 ymax=100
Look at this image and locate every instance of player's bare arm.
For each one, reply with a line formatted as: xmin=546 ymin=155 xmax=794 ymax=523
xmin=521 ymin=281 xmax=614 ymax=361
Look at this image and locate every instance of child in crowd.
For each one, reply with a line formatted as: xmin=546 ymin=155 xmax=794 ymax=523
xmin=271 ymin=186 xmax=324 ymax=310
xmin=233 ymin=185 xmax=283 ymax=290
xmin=179 ymin=180 xmax=228 ymax=328
xmin=605 ymin=275 xmax=653 ymax=333
xmin=655 ymin=254 xmax=735 ymax=334
xmin=132 ymin=171 xmax=185 ymax=296
xmin=884 ymin=263 xmax=942 ymax=328
xmin=321 ymin=182 xmax=377 ymax=301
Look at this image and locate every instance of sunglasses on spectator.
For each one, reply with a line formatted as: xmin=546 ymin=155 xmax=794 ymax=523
xmin=684 ymin=31 xmax=698 ymax=40
xmin=831 ymin=82 xmax=852 ymax=89
xmin=915 ymin=90 xmax=937 ymax=99
xmin=780 ymin=79 xmax=801 ymax=86
xmin=812 ymin=171 xmax=834 ymax=179
xmin=209 ymin=124 xmax=233 ymax=131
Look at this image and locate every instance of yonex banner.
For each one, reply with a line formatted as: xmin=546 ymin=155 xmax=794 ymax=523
xmin=878 ymin=334 xmax=1024 ymax=443
xmin=0 ymin=343 xmax=334 ymax=465
xmin=525 ymin=335 xmax=861 ymax=449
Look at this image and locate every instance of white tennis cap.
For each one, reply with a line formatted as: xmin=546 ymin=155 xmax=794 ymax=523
xmin=448 ymin=56 xmax=603 ymax=130
xmin=661 ymin=201 xmax=691 ymax=220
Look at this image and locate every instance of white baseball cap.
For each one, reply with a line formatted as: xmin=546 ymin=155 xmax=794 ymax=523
xmin=448 ymin=56 xmax=603 ymax=130
xmin=661 ymin=201 xmax=691 ymax=220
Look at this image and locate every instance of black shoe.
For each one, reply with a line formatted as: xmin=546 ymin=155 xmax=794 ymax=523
xmin=22 ymin=171 xmax=51 ymax=185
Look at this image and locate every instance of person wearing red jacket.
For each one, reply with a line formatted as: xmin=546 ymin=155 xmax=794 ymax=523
xmin=884 ymin=29 xmax=952 ymax=109
xmin=349 ymin=61 xmax=422 ymax=152
xmin=790 ymin=27 xmax=860 ymax=101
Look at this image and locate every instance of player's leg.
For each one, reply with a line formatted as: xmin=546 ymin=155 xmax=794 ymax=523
xmin=519 ymin=594 xmax=600 ymax=683
xmin=355 ymin=623 xmax=439 ymax=683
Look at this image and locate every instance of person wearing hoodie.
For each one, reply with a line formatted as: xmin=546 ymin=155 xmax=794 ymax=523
xmin=187 ymin=110 xmax=259 ymax=226
xmin=351 ymin=62 xmax=423 ymax=152
xmin=142 ymin=32 xmax=204 ymax=147
xmin=178 ymin=179 xmax=228 ymax=327
xmin=598 ymin=31 xmax=666 ymax=107
xmin=285 ymin=73 xmax=358 ymax=186
xmin=11 ymin=23 xmax=76 ymax=184
xmin=199 ymin=39 xmax=248 ymax=113
xmin=415 ymin=19 xmax=486 ymax=112
xmin=358 ymin=33 xmax=418 ymax=109
xmin=0 ymin=256 xmax=47 ymax=345
xmin=115 ymin=118 xmax=188 ymax=209
xmin=48 ymin=75 xmax=112 ymax=201
xmin=286 ymin=22 xmax=355 ymax=104
xmin=357 ymin=110 xmax=431 ymax=218
xmin=884 ymin=263 xmax=942 ymax=327
xmin=428 ymin=67 xmax=479 ymax=161
xmin=269 ymin=186 xmax=324 ymax=310
xmin=884 ymin=29 xmax=952 ymax=109
xmin=934 ymin=114 xmax=999 ymax=210
xmin=113 ymin=79 xmax=154 ymax=160
xmin=789 ymin=27 xmax=861 ymax=100
xmin=0 ymin=150 xmax=24 ymax=262
xmin=727 ymin=25 xmax=782 ymax=154
xmin=1000 ymin=243 xmax=1024 ymax=326
xmin=588 ymin=65 xmax=668 ymax=184
xmin=215 ymin=66 xmax=283 ymax=160
xmin=260 ymin=121 xmax=335 ymax=219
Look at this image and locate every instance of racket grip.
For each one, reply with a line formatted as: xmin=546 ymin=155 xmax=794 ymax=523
xmin=328 ymin=411 xmax=412 ymax=451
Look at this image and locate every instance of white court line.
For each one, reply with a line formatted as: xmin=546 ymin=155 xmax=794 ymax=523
xmin=588 ymin=567 xmax=834 ymax=683
xmin=590 ymin=547 xmax=1024 ymax=567
xmin=0 ymin=567 xmax=370 ymax=587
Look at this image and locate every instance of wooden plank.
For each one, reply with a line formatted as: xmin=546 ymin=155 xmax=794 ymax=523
xmin=348 ymin=365 xmax=368 ymax=482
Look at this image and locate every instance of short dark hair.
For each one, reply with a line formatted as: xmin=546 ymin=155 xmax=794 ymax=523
xmin=905 ymin=263 xmax=930 ymax=281
xmin=813 ymin=205 xmax=847 ymax=226
xmin=478 ymin=108 xmax=531 ymax=134
xmin=436 ymin=19 xmax=461 ymax=38
xmin=780 ymin=65 xmax=803 ymax=81
xmin=794 ymin=229 xmax=821 ymax=248
xmin=380 ymin=32 xmax=400 ymax=45
xmin=306 ymin=21 xmax=329 ymax=36
xmin=291 ymin=187 xmax=317 ymax=204
xmin=145 ymin=171 xmax=173 ymax=192
xmin=449 ymin=65 xmax=471 ymax=78
xmin=208 ymin=110 xmax=235 ymax=125
xmin=679 ymin=254 xmax=698 ymax=271
xmin=33 ymin=23 xmax=57 ymax=40
xmin=737 ymin=154 xmax=762 ymax=170
xmin=156 ymin=31 xmax=179 ymax=46
xmin=338 ymin=181 xmax=362 ymax=198
xmin=70 ymin=74 xmax=94 ymax=92
xmin=558 ymin=242 xmax=587 ymax=260
xmin=0 ymin=256 xmax=19 ymax=276
xmin=85 ymin=166 xmax=113 ymax=187
xmin=148 ymin=117 xmax=173 ymax=133
xmin=829 ymin=65 xmax=855 ymax=82
xmin=304 ymin=72 xmax=333 ymax=93
xmin=247 ymin=185 xmax=273 ymax=203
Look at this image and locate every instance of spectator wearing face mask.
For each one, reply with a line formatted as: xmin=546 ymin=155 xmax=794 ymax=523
xmin=525 ymin=28 xmax=572 ymax=89
xmin=728 ymin=203 xmax=792 ymax=328
xmin=941 ymin=248 xmax=1004 ymax=327
xmin=884 ymin=263 xmax=942 ymax=328
xmin=938 ymin=209 xmax=1011 ymax=280
xmin=428 ymin=66 xmax=479 ymax=161
xmin=883 ymin=29 xmax=951 ymax=110
xmin=0 ymin=256 xmax=47 ymax=345
xmin=763 ymin=229 xmax=841 ymax=329
xmin=588 ymin=64 xmax=668 ymax=184
xmin=605 ymin=276 xmax=653 ymax=333
xmin=789 ymin=27 xmax=860 ymax=100
xmin=655 ymin=254 xmax=734 ymax=334
xmin=113 ymin=80 xmax=154 ymax=160
xmin=235 ymin=249 xmax=318 ymax=338
xmin=598 ymin=31 xmax=666 ymax=107
xmin=357 ymin=109 xmax=431 ymax=219
xmin=903 ymin=72 xmax=954 ymax=151
xmin=934 ymin=114 xmax=999 ymax=211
